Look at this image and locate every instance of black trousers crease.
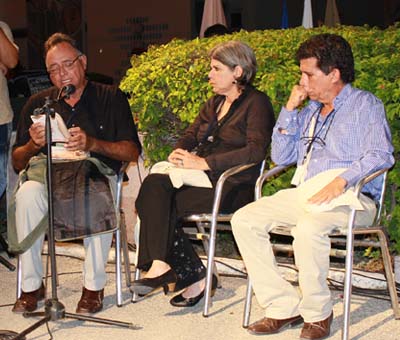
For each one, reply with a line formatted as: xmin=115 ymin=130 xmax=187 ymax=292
xmin=135 ymin=173 xmax=252 ymax=291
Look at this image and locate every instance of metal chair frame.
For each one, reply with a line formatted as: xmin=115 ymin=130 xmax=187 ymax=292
xmin=16 ymin=162 xmax=132 ymax=307
xmin=132 ymin=161 xmax=265 ymax=317
xmin=184 ymin=162 xmax=263 ymax=317
xmin=242 ymin=164 xmax=400 ymax=340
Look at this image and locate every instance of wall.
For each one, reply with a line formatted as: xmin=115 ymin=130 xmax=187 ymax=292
xmin=85 ymin=0 xmax=192 ymax=82
xmin=2 ymin=0 xmax=399 ymax=81
xmin=1 ymin=0 xmax=191 ymax=82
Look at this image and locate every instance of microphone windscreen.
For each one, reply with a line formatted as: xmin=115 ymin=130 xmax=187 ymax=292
xmin=64 ymin=84 xmax=76 ymax=96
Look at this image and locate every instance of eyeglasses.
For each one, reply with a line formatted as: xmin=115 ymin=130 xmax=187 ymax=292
xmin=300 ymin=106 xmax=337 ymax=155
xmin=300 ymin=135 xmax=326 ymax=148
xmin=47 ymin=54 xmax=82 ymax=75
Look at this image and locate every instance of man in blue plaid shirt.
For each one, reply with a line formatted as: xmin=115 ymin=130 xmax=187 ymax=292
xmin=232 ymin=34 xmax=394 ymax=340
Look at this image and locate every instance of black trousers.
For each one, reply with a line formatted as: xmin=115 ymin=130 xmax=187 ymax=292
xmin=135 ymin=173 xmax=253 ymax=291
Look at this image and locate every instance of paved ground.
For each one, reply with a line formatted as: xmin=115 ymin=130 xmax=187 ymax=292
xmin=0 ymin=248 xmax=399 ymax=340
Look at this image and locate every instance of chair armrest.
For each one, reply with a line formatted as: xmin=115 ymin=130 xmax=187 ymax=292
xmin=353 ymin=168 xmax=390 ymax=225
xmin=255 ymin=164 xmax=296 ymax=200
xmin=211 ymin=162 xmax=258 ymax=217
xmin=115 ymin=161 xmax=130 ymax=209
xmin=118 ymin=161 xmax=129 ymax=179
xmin=353 ymin=168 xmax=388 ymax=196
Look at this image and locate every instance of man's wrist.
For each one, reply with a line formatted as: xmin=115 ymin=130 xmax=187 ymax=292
xmin=30 ymin=138 xmax=41 ymax=150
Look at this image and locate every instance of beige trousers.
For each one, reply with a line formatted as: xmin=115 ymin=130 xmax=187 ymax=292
xmin=15 ymin=180 xmax=114 ymax=292
xmin=231 ymin=187 xmax=376 ymax=322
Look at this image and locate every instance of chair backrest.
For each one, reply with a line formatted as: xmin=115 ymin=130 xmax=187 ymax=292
xmin=373 ymin=171 xmax=388 ymax=226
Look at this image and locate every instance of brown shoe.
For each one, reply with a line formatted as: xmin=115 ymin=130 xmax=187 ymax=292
xmin=300 ymin=313 xmax=333 ymax=340
xmin=12 ymin=283 xmax=45 ymax=313
xmin=76 ymin=287 xmax=104 ymax=314
xmin=247 ymin=315 xmax=303 ymax=335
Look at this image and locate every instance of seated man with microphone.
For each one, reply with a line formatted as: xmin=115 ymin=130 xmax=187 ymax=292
xmin=9 ymin=32 xmax=141 ymax=314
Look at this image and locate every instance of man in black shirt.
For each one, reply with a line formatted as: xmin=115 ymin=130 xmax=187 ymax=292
xmin=11 ymin=33 xmax=141 ymax=314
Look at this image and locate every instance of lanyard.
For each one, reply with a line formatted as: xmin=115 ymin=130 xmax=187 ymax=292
xmin=301 ymin=105 xmax=336 ymax=164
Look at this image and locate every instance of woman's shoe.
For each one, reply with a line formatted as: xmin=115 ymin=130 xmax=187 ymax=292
xmin=131 ymin=269 xmax=177 ymax=297
xmin=169 ymin=275 xmax=218 ymax=308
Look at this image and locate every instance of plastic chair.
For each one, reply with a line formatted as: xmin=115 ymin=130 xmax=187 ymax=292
xmin=132 ymin=161 xmax=265 ymax=317
xmin=242 ymin=165 xmax=400 ymax=340
xmin=16 ymin=162 xmax=133 ymax=307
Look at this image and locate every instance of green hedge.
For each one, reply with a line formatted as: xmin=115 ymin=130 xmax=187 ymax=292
xmin=120 ymin=25 xmax=400 ymax=252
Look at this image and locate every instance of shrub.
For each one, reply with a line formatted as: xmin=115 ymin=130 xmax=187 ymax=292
xmin=120 ymin=25 xmax=400 ymax=252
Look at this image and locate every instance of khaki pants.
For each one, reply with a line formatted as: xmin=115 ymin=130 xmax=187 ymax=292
xmin=231 ymin=187 xmax=376 ymax=322
xmin=15 ymin=180 xmax=114 ymax=292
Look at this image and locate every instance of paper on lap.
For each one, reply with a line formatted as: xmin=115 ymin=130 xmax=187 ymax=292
xmin=150 ymin=161 xmax=212 ymax=188
xmin=297 ymin=168 xmax=364 ymax=212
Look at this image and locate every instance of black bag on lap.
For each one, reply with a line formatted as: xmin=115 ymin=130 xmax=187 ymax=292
xmin=52 ymin=160 xmax=116 ymax=241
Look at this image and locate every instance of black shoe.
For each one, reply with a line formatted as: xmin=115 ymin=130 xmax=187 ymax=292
xmin=131 ymin=269 xmax=177 ymax=297
xmin=170 ymin=275 xmax=218 ymax=308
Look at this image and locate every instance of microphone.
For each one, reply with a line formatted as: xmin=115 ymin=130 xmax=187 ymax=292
xmin=33 ymin=107 xmax=44 ymax=115
xmin=57 ymin=84 xmax=76 ymax=101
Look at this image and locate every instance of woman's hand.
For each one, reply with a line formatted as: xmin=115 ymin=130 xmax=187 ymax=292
xmin=168 ymin=148 xmax=210 ymax=170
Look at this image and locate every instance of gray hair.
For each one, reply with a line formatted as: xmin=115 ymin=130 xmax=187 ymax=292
xmin=44 ymin=32 xmax=81 ymax=57
xmin=209 ymin=41 xmax=257 ymax=86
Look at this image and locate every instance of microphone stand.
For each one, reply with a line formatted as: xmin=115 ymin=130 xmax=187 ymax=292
xmin=3 ymin=96 xmax=137 ymax=340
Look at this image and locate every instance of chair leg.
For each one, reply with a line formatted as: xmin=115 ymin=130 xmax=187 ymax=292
xmin=196 ymin=222 xmax=220 ymax=283
xmin=115 ymin=228 xmax=123 ymax=307
xmin=376 ymin=229 xmax=400 ymax=319
xmin=16 ymin=256 xmax=22 ymax=299
xmin=119 ymin=211 xmax=132 ymax=287
xmin=242 ymin=277 xmax=253 ymax=328
xmin=203 ymin=220 xmax=219 ymax=317
xmin=131 ymin=268 xmax=141 ymax=303
xmin=342 ymin=211 xmax=357 ymax=340
xmin=353 ymin=227 xmax=400 ymax=319
xmin=17 ymin=252 xmax=50 ymax=299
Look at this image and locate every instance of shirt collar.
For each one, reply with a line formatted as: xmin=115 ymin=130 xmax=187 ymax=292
xmin=308 ymin=83 xmax=353 ymax=111
xmin=333 ymin=83 xmax=352 ymax=107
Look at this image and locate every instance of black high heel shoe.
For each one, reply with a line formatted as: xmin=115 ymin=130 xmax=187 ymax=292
xmin=169 ymin=275 xmax=218 ymax=307
xmin=131 ymin=269 xmax=177 ymax=297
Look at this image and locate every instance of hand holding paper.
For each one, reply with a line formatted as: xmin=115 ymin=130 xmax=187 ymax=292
xmin=30 ymin=113 xmax=88 ymax=160
xmin=31 ymin=113 xmax=70 ymax=143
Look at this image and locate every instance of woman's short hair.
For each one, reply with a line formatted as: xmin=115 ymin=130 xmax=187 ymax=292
xmin=44 ymin=32 xmax=81 ymax=57
xmin=296 ymin=33 xmax=355 ymax=83
xmin=209 ymin=41 xmax=257 ymax=86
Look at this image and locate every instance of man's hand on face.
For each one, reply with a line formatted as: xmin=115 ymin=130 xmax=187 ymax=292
xmin=286 ymin=85 xmax=308 ymax=111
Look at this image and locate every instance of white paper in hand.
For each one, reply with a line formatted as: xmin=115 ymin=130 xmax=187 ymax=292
xmin=30 ymin=113 xmax=88 ymax=160
xmin=31 ymin=112 xmax=70 ymax=142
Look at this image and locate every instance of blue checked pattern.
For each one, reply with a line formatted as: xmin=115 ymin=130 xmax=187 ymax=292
xmin=272 ymin=84 xmax=394 ymax=200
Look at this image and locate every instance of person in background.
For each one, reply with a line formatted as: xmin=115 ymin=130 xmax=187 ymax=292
xmin=131 ymin=40 xmax=275 ymax=308
xmin=10 ymin=32 xmax=141 ymax=315
xmin=231 ymin=33 xmax=394 ymax=340
xmin=0 ymin=21 xmax=18 ymax=201
xmin=204 ymin=23 xmax=229 ymax=37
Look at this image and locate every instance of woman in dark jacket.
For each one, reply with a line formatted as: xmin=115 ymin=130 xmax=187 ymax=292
xmin=132 ymin=41 xmax=275 ymax=307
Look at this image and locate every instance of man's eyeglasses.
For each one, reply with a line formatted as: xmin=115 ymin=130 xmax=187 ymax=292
xmin=47 ymin=54 xmax=82 ymax=75
xmin=300 ymin=135 xmax=326 ymax=148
